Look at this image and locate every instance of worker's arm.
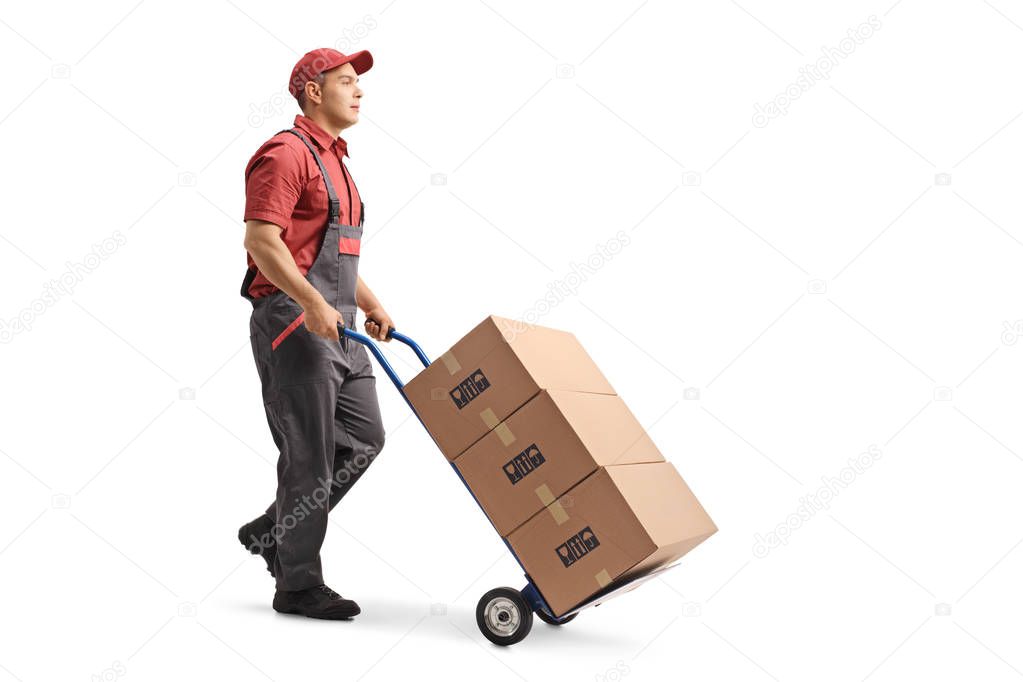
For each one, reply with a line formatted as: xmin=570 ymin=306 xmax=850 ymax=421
xmin=356 ymin=276 xmax=395 ymax=342
xmin=243 ymin=219 xmax=344 ymax=342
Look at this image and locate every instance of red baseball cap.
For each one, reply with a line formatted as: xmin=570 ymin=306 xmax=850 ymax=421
xmin=289 ymin=48 xmax=373 ymax=99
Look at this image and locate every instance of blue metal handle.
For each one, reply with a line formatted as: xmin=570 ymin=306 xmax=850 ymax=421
xmin=341 ymin=326 xmax=430 ymax=392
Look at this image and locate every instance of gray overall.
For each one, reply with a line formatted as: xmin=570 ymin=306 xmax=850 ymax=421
xmin=241 ymin=129 xmax=385 ymax=591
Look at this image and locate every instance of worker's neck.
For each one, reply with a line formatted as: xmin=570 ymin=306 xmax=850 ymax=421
xmin=306 ymin=110 xmax=345 ymax=141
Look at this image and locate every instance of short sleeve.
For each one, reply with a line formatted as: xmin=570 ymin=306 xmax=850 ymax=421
xmin=243 ymin=139 xmax=304 ymax=231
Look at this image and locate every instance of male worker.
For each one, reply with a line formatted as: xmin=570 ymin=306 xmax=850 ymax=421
xmin=236 ymin=48 xmax=395 ymax=620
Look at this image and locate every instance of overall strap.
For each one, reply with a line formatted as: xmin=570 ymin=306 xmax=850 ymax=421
xmin=282 ymin=129 xmax=341 ymax=224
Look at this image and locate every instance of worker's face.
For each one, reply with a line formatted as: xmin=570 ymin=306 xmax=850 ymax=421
xmin=309 ymin=62 xmax=363 ymax=129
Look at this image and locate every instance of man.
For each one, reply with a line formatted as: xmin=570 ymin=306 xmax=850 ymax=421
xmin=236 ymin=47 xmax=395 ymax=620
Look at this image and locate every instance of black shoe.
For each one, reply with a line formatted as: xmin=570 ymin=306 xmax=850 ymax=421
xmin=238 ymin=515 xmax=277 ymax=578
xmin=273 ymin=584 xmax=361 ymax=620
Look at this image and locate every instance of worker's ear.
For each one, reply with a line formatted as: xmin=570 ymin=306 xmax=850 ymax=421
xmin=303 ymin=80 xmax=322 ymax=107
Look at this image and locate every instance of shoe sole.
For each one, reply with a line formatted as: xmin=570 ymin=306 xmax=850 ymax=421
xmin=273 ymin=604 xmax=361 ymax=620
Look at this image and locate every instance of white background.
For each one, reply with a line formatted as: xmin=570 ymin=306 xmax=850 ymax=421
xmin=1 ymin=1 xmax=1021 ymax=680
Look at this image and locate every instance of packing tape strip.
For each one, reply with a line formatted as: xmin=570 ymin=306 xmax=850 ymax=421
xmin=595 ymin=569 xmax=612 ymax=588
xmin=480 ymin=408 xmax=499 ymax=429
xmin=535 ymin=484 xmax=569 ymax=525
xmin=494 ymin=422 xmax=515 ymax=446
xmin=439 ymin=351 xmax=461 ymax=375
xmin=535 ymin=483 xmax=555 ymax=505
xmin=548 ymin=501 xmax=569 ymax=525
xmin=478 ymin=407 xmax=514 ymax=444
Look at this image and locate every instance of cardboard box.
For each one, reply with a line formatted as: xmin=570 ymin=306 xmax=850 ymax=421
xmin=454 ymin=389 xmax=665 ymax=537
xmin=506 ymin=461 xmax=717 ymax=616
xmin=403 ymin=316 xmax=615 ymax=459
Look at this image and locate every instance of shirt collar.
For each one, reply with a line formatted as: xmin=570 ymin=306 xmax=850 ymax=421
xmin=293 ymin=114 xmax=349 ymax=158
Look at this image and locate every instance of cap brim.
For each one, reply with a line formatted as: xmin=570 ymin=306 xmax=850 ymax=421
xmin=338 ymin=50 xmax=373 ymax=75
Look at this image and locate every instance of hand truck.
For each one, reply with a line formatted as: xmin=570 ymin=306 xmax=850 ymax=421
xmin=344 ymin=325 xmax=679 ymax=646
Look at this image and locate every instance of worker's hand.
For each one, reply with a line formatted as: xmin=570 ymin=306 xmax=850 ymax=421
xmin=364 ymin=308 xmax=394 ymax=342
xmin=303 ymin=296 xmax=344 ymax=342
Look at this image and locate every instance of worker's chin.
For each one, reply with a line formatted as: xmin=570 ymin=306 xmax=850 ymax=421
xmin=331 ymin=111 xmax=358 ymax=130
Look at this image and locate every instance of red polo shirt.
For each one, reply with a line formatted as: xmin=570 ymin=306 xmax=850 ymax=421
xmin=243 ymin=115 xmax=363 ymax=299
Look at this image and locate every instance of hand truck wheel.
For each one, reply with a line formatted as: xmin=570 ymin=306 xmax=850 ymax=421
xmin=476 ymin=587 xmax=533 ymax=646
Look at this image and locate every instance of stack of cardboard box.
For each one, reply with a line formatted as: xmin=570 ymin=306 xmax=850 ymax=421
xmin=404 ymin=315 xmax=717 ymax=616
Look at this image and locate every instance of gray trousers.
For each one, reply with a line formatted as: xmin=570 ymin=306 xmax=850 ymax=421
xmin=250 ymin=295 xmax=386 ymax=591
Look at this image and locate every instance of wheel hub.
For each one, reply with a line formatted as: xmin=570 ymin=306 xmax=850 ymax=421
xmin=484 ymin=596 xmax=520 ymax=635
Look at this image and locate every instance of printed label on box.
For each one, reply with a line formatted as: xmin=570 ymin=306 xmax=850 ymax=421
xmin=555 ymin=526 xmax=600 ymax=567
xmin=502 ymin=443 xmax=546 ymax=485
xmin=449 ymin=369 xmax=491 ymax=409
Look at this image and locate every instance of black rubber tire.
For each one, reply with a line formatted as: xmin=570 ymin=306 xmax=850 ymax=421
xmin=476 ymin=587 xmax=533 ymax=646
xmin=536 ymin=609 xmax=577 ymax=626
